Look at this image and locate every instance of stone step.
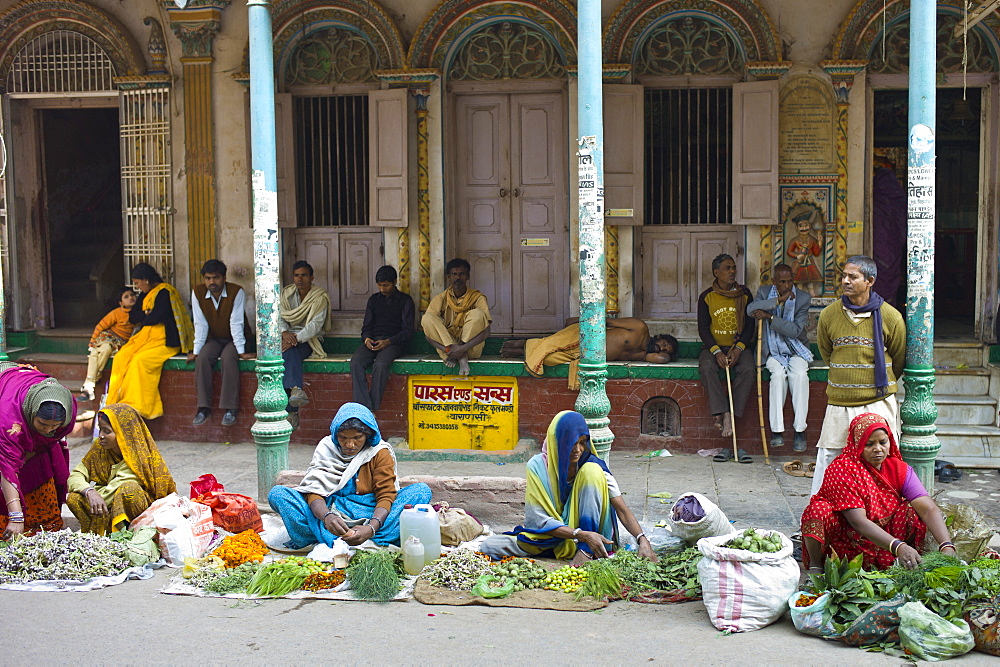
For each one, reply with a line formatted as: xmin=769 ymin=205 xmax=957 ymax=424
xmin=933 ymin=342 xmax=986 ymax=368
xmin=931 ymin=369 xmax=991 ymax=396
xmin=936 ymin=424 xmax=1000 ymax=458
xmin=935 ymin=395 xmax=998 ymax=426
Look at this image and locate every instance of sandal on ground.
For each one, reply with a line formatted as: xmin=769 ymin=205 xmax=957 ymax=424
xmin=939 ymin=465 xmax=963 ymax=483
xmin=783 ymin=460 xmax=807 ymax=477
xmin=804 ymin=462 xmax=816 ymax=478
xmin=736 ymin=448 xmax=753 ymax=464
xmin=713 ymin=449 xmax=733 ymax=462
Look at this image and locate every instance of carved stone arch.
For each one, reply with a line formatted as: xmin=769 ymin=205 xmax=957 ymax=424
xmin=271 ymin=0 xmax=405 ymax=85
xmin=408 ymin=0 xmax=577 ymax=71
xmin=832 ymin=0 xmax=1000 ymax=71
xmin=604 ymin=0 xmax=781 ymax=67
xmin=0 ymin=0 xmax=146 ymax=88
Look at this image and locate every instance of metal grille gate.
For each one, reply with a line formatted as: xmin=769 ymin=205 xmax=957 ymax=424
xmin=6 ymin=30 xmax=116 ymax=94
xmin=119 ymin=87 xmax=174 ymax=282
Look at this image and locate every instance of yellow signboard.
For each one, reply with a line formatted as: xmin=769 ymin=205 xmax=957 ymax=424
xmin=407 ymin=375 xmax=518 ymax=450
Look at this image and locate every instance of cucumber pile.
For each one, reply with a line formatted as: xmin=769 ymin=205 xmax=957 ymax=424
xmin=723 ymin=528 xmax=784 ymax=553
xmin=491 ymin=557 xmax=547 ymax=591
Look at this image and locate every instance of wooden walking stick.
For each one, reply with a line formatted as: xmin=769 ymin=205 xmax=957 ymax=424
xmin=724 ymin=363 xmax=739 ymax=462
xmin=757 ymin=319 xmax=770 ymax=465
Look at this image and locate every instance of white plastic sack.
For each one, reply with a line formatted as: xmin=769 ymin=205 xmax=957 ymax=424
xmin=669 ymin=492 xmax=735 ymax=544
xmin=697 ymin=530 xmax=800 ymax=632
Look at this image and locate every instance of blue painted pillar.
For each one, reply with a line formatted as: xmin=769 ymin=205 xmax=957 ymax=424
xmin=574 ymin=0 xmax=613 ymax=457
xmin=899 ymin=0 xmax=939 ymax=492
xmin=247 ymin=0 xmax=291 ymax=501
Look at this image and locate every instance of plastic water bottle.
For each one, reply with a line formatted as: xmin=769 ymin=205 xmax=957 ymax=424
xmin=400 ymin=504 xmax=442 ymax=564
xmin=403 ymin=536 xmax=425 ymax=576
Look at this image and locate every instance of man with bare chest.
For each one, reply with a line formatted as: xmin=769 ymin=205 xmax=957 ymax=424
xmin=501 ymin=318 xmax=677 ymax=389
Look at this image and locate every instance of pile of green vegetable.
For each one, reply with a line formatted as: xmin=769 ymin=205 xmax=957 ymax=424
xmin=722 ymin=528 xmax=784 ymax=554
xmin=346 ymin=549 xmax=404 ymax=601
xmin=613 ymin=548 xmax=702 ymax=597
xmin=0 ymin=529 xmax=131 ymax=583
xmin=195 ymin=562 xmax=261 ymax=594
xmin=490 ymin=558 xmax=547 ymax=591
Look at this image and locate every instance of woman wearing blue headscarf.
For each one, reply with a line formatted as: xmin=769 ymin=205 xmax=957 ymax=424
xmin=268 ymin=402 xmax=431 ymax=548
xmin=480 ymin=411 xmax=656 ymax=565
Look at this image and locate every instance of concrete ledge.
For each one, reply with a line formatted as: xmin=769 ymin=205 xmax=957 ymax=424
xmin=272 ymin=472 xmax=526 ymax=528
xmin=390 ymin=438 xmax=537 ymax=463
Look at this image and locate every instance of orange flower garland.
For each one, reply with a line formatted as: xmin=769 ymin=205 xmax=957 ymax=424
xmin=213 ymin=529 xmax=270 ymax=568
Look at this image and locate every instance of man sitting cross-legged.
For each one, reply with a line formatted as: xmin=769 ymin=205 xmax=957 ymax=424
xmin=421 ymin=258 xmax=491 ymax=377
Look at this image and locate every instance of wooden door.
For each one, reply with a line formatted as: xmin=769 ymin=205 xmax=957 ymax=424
xmin=453 ymin=91 xmax=568 ymax=334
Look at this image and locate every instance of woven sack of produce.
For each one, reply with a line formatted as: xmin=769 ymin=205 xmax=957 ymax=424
xmin=696 ymin=530 xmax=799 ymax=632
xmin=966 ymin=597 xmax=1000 ymax=657
xmin=669 ymin=492 xmax=735 ymax=545
xmin=433 ymin=502 xmax=484 ymax=546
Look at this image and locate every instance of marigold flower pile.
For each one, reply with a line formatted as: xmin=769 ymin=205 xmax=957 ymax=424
xmin=212 ymin=529 xmax=269 ymax=567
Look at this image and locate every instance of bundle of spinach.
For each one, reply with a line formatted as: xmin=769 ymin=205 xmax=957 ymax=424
xmin=809 ymin=554 xmax=890 ymax=632
xmin=610 ymin=548 xmax=701 ymax=596
xmin=886 ymin=552 xmax=968 ymax=621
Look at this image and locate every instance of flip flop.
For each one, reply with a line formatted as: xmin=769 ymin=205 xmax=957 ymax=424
xmin=939 ymin=465 xmax=963 ymax=483
xmin=783 ymin=460 xmax=807 ymax=477
xmin=737 ymin=448 xmax=753 ymax=464
xmin=713 ymin=449 xmax=733 ymax=462
xmin=804 ymin=462 xmax=816 ymax=478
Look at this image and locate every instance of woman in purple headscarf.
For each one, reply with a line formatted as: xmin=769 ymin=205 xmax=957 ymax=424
xmin=872 ymin=168 xmax=907 ymax=308
xmin=0 ymin=363 xmax=78 ymax=540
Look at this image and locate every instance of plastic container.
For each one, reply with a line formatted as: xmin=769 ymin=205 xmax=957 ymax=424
xmin=400 ymin=504 xmax=441 ymax=564
xmin=402 ymin=536 xmax=425 ymax=576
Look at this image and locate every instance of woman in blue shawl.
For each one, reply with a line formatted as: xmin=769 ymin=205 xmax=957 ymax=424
xmin=480 ymin=411 xmax=656 ymax=565
xmin=268 ymin=403 xmax=431 ymax=548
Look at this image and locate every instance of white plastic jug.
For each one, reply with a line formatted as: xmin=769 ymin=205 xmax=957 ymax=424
xmin=402 ymin=536 xmax=425 ymax=576
xmin=400 ymin=504 xmax=441 ymax=564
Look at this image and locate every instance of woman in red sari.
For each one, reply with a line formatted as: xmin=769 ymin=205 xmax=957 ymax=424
xmin=801 ymin=412 xmax=955 ymax=571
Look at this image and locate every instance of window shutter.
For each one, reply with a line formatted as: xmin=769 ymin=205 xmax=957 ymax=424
xmin=732 ymin=80 xmax=779 ymax=225
xmin=369 ymin=88 xmax=409 ymax=227
xmin=603 ymin=84 xmax=644 ymax=226
xmin=274 ymin=93 xmax=297 ymax=228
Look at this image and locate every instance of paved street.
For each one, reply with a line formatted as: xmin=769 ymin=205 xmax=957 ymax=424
xmin=3 ymin=439 xmax=998 ymax=664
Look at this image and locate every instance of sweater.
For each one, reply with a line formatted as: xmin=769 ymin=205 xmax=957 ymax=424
xmin=817 ymin=301 xmax=906 ymax=407
xmin=305 ymin=448 xmax=398 ymax=512
xmin=89 ymin=307 xmax=135 ymax=347
xmin=697 ymin=286 xmax=754 ymax=353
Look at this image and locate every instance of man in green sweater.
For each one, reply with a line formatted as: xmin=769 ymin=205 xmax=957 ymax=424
xmin=811 ymin=255 xmax=906 ymax=494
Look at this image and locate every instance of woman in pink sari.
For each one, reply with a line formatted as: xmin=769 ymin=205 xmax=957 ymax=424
xmin=0 ymin=363 xmax=77 ymax=540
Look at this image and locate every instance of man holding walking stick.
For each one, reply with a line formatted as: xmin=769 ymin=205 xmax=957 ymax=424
xmin=697 ymin=254 xmax=756 ymax=460
xmin=747 ymin=264 xmax=813 ymax=452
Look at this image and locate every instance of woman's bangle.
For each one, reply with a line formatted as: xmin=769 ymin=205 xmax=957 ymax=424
xmin=572 ymin=527 xmax=581 ymax=539
xmin=370 ymin=516 xmax=382 ymax=530
xmin=8 ymin=512 xmax=24 ymax=523
xmin=939 ymin=541 xmax=956 ymax=551
xmin=635 ymin=532 xmax=646 ymax=542
xmin=889 ymin=539 xmax=903 ymax=556
xmin=322 ymin=511 xmax=336 ymax=521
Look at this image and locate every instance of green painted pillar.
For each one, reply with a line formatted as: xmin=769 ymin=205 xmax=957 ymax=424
xmin=574 ymin=0 xmax=612 ymax=457
xmin=248 ymin=0 xmax=291 ymax=502
xmin=899 ymin=0 xmax=939 ymax=492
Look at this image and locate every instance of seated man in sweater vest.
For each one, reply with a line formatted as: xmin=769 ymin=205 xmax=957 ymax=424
xmin=811 ymin=254 xmax=906 ymax=493
xmin=188 ymin=259 xmax=254 ymax=426
xmin=350 ymin=265 xmax=414 ymax=411
xmin=697 ymin=253 xmax=756 ymax=440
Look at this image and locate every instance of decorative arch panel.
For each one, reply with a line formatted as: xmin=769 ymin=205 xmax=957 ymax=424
xmin=832 ymin=0 xmax=1000 ymax=70
xmin=0 ymin=0 xmax=146 ymax=89
xmin=408 ymin=0 xmax=577 ymax=72
xmin=271 ymin=0 xmax=406 ymax=81
xmin=604 ymin=0 xmax=781 ymax=67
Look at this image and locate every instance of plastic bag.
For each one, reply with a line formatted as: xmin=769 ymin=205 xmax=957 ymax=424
xmin=189 ymin=473 xmax=224 ymax=499
xmin=471 ymin=573 xmax=516 ymax=599
xmin=965 ymin=598 xmax=1000 ymax=657
xmin=647 ymin=526 xmax=687 ymax=555
xmin=839 ymin=595 xmax=907 ymax=646
xmin=697 ymin=530 xmax=799 ymax=632
xmin=433 ymin=501 xmax=484 ymax=546
xmin=136 ymin=493 xmax=215 ymax=565
xmin=669 ymin=492 xmax=734 ymax=545
xmin=899 ymin=601 xmax=975 ymax=661
xmin=928 ymin=503 xmax=998 ymax=564
xmin=788 ymin=591 xmax=838 ymax=638
xmin=192 ymin=490 xmax=263 ymax=534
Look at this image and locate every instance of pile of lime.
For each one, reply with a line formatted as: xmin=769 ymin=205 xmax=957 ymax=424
xmin=543 ymin=565 xmax=589 ymax=593
xmin=723 ymin=528 xmax=784 ymax=553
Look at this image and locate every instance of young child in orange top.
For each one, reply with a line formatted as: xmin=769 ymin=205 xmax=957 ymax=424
xmin=82 ymin=287 xmax=138 ymax=401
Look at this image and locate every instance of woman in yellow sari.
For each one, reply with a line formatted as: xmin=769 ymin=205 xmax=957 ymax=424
xmin=66 ymin=403 xmax=175 ymax=534
xmin=106 ymin=263 xmax=193 ymax=419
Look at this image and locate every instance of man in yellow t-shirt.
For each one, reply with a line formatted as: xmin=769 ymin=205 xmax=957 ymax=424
xmin=421 ymin=258 xmax=491 ymax=376
xmin=697 ymin=254 xmax=756 ymax=443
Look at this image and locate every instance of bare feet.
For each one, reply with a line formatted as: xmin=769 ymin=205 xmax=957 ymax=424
xmin=714 ymin=415 xmax=723 ymax=431
xmin=500 ymin=339 xmax=527 ymax=358
xmin=443 ymin=356 xmax=457 ymax=368
xmin=721 ymin=412 xmax=733 ymax=438
xmin=458 ymin=358 xmax=471 ymax=376
xmin=571 ymin=550 xmax=592 ymax=567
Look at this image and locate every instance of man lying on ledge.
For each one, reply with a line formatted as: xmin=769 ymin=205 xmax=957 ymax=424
xmin=501 ymin=317 xmax=677 ymax=389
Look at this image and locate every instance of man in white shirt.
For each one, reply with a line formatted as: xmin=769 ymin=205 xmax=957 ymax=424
xmin=188 ymin=259 xmax=254 ymax=426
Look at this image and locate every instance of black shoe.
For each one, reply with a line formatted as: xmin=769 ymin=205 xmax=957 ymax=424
xmin=793 ymin=431 xmax=808 ymax=452
xmin=221 ymin=409 xmax=237 ymax=426
xmin=769 ymin=433 xmax=785 ymax=448
xmin=193 ymin=408 xmax=210 ymax=426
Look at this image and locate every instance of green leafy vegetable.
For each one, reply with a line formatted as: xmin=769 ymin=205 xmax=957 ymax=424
xmin=347 ymin=549 xmax=402 ymax=601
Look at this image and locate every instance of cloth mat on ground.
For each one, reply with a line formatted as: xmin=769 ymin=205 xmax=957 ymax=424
xmin=0 ymin=563 xmax=161 ymax=592
xmin=412 ymin=578 xmax=606 ymax=611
